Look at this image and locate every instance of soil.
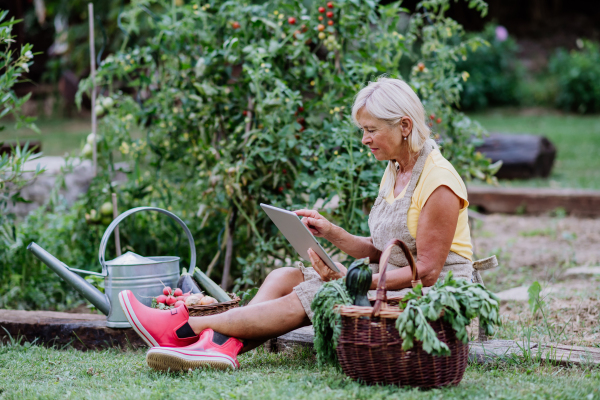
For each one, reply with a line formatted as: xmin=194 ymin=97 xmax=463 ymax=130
xmin=471 ymin=214 xmax=600 ymax=347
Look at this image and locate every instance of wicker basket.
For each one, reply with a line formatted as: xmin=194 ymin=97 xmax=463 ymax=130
xmin=187 ymin=293 xmax=241 ymax=317
xmin=335 ymin=239 xmax=469 ymax=388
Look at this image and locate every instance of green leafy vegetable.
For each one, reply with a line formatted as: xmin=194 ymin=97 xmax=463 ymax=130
xmin=311 ymin=278 xmax=352 ymax=367
xmin=396 ymin=271 xmax=501 ymax=356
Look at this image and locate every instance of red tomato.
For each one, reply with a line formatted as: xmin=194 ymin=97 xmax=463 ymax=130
xmin=326 ymin=11 xmax=333 ymax=18
xmin=418 ymin=62 xmax=425 ymax=71
xmin=430 ymin=114 xmax=435 ymax=120
xmin=173 ymin=288 xmax=183 ymax=297
xmin=327 ymin=2 xmax=334 ymax=8
xmin=327 ymin=20 xmax=334 ymax=26
xmin=232 ymin=21 xmax=240 ymax=29
xmin=163 ymin=287 xmax=171 ymax=296
xmin=317 ymin=24 xmax=325 ymax=31
xmin=297 ymin=106 xmax=304 ymax=112
xmin=318 ymin=6 xmax=325 ymax=13
xmin=278 ymin=186 xmax=284 ymax=193
xmin=288 ymin=17 xmax=296 ymax=25
xmin=436 ymin=118 xmax=442 ymax=124
xmin=156 ymin=295 xmax=167 ymax=304
xmin=242 ymin=110 xmax=248 ymax=116
xmin=318 ymin=15 xmax=323 ymax=21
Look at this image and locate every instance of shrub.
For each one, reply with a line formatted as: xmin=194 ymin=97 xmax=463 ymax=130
xmin=3 ymin=0 xmax=499 ymax=310
xmin=456 ymin=23 xmax=523 ymax=110
xmin=549 ymin=40 xmax=600 ymax=114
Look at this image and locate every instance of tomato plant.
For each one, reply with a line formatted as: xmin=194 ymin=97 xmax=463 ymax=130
xmin=63 ymin=0 xmax=495 ymax=294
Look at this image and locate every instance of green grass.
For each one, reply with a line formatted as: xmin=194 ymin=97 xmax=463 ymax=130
xmin=0 ymin=117 xmax=90 ymax=157
xmin=0 ymin=342 xmax=598 ymax=400
xmin=468 ymin=108 xmax=600 ymax=190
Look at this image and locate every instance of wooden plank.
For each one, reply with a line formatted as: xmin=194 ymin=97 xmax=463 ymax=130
xmin=272 ymin=328 xmax=600 ymax=366
xmin=467 ymin=186 xmax=600 ymax=217
xmin=0 ymin=310 xmax=146 ymax=350
xmin=469 ymin=340 xmax=538 ymax=363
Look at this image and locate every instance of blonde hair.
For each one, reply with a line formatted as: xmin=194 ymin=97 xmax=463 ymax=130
xmin=351 ymin=76 xmax=431 ymax=197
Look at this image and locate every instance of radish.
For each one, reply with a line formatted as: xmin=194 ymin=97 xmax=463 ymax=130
xmin=174 ymin=300 xmax=184 ymax=307
xmin=173 ymin=288 xmax=183 ymax=297
xmin=166 ymin=295 xmax=177 ymax=306
xmin=156 ymin=295 xmax=167 ymax=304
xmin=176 ymin=296 xmax=185 ymax=301
xmin=163 ymin=286 xmax=172 ymax=296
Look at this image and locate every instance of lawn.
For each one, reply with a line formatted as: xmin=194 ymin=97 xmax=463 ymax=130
xmin=468 ymin=108 xmax=600 ymax=190
xmin=0 ymin=117 xmax=90 ymax=157
xmin=0 ymin=341 xmax=598 ymax=400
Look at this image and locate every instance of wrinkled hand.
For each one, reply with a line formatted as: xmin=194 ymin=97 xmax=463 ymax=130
xmin=308 ymin=248 xmax=347 ymax=282
xmin=295 ymin=209 xmax=334 ymax=239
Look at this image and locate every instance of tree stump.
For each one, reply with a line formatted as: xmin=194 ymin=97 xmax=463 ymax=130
xmin=476 ymin=134 xmax=556 ymax=179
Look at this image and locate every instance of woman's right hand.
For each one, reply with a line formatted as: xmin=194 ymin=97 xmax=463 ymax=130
xmin=294 ymin=209 xmax=334 ymax=239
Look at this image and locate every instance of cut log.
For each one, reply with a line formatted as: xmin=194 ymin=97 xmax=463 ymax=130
xmin=476 ymin=134 xmax=556 ymax=179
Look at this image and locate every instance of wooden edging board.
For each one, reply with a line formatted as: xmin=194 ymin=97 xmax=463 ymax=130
xmin=2 ymin=310 xmax=599 ymax=367
xmin=0 ymin=309 xmax=145 ymax=350
xmin=467 ymin=186 xmax=600 ymax=217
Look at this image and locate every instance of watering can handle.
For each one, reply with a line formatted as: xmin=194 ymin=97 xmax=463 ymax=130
xmin=98 ymin=207 xmax=196 ymax=276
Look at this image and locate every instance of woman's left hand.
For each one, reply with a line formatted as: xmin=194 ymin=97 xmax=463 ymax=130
xmin=307 ymin=248 xmax=347 ymax=282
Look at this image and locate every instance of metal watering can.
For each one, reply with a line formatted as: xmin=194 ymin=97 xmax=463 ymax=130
xmin=27 ymin=207 xmax=196 ymax=328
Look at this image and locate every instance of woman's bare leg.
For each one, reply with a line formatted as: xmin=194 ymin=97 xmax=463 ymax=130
xmin=187 ymin=267 xmax=310 ymax=353
xmin=247 ymin=266 xmax=304 ymax=305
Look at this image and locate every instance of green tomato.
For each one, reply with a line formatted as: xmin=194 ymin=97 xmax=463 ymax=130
xmin=100 ymin=202 xmax=113 ymax=216
xmin=90 ymin=209 xmax=101 ymax=222
xmin=102 ymin=97 xmax=114 ymax=110
xmin=94 ymin=104 xmax=105 ymax=116
xmin=81 ymin=143 xmax=93 ymax=158
xmin=101 ymin=216 xmax=113 ymax=226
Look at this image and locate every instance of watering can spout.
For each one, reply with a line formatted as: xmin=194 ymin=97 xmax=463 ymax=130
xmin=27 ymin=242 xmax=111 ymax=316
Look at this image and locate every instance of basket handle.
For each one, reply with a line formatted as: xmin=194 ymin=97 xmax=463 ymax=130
xmin=372 ymin=239 xmax=420 ymax=317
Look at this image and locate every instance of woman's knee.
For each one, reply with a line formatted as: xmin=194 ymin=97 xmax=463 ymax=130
xmin=264 ymin=267 xmax=304 ymax=286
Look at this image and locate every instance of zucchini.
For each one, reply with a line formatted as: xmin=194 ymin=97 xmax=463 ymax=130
xmin=192 ymin=267 xmax=231 ymax=303
xmin=345 ymin=257 xmax=372 ymax=307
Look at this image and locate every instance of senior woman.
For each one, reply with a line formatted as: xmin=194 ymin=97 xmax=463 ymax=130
xmin=119 ymin=77 xmax=473 ymax=371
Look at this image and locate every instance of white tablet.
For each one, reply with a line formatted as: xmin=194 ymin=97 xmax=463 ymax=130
xmin=260 ymin=203 xmax=340 ymax=273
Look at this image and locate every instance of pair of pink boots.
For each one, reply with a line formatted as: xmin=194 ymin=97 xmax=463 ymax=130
xmin=118 ymin=290 xmax=244 ymax=371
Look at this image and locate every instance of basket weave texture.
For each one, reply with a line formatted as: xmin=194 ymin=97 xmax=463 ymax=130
xmin=335 ymin=239 xmax=469 ymax=388
xmin=187 ymin=293 xmax=240 ymax=317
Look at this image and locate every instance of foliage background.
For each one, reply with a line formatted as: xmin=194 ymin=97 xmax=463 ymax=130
xmin=1 ymin=0 xmax=500 ymax=310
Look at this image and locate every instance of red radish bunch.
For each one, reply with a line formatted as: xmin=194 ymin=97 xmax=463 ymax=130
xmin=163 ymin=287 xmax=172 ymax=296
xmin=156 ymin=295 xmax=167 ymax=304
xmin=173 ymin=288 xmax=183 ymax=297
xmin=166 ymin=296 xmax=177 ymax=306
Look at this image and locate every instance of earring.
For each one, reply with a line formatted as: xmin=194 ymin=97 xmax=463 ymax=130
xmin=404 ymin=137 xmax=407 ymax=141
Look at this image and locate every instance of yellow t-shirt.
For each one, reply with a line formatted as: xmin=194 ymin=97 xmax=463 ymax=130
xmin=379 ymin=149 xmax=472 ymax=261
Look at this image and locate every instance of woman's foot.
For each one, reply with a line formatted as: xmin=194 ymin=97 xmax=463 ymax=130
xmin=146 ymin=329 xmax=244 ymax=371
xmin=118 ymin=290 xmax=199 ymax=348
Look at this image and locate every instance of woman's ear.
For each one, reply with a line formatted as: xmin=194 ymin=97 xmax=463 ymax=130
xmin=400 ymin=116 xmax=413 ymax=138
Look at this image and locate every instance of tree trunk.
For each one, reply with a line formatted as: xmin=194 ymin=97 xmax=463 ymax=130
xmin=221 ymin=207 xmax=238 ymax=290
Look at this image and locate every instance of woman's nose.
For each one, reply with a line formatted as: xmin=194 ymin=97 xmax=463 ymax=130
xmin=361 ymin=132 xmax=371 ymax=146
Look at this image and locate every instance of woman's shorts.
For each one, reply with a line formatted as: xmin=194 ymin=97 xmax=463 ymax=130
xmin=292 ymin=262 xmax=323 ymax=321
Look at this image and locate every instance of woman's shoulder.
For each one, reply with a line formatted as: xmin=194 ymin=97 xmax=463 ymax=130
xmin=423 ymin=150 xmax=465 ymax=186
xmin=414 ymin=149 xmax=468 ymax=207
